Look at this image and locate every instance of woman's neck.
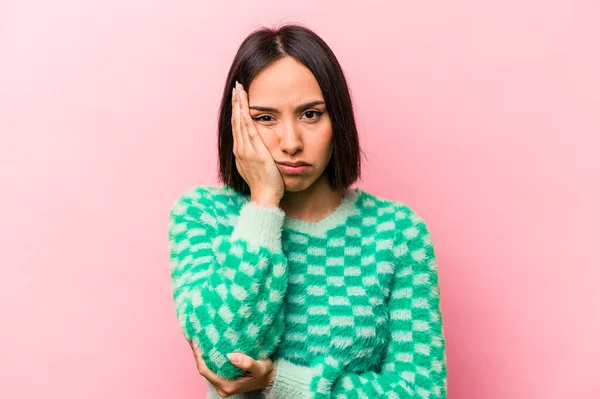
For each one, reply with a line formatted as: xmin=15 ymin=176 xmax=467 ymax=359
xmin=279 ymin=174 xmax=346 ymax=223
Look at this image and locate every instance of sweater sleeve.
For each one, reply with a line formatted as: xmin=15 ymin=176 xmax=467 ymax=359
xmin=263 ymin=206 xmax=448 ymax=399
xmin=168 ymin=187 xmax=289 ymax=380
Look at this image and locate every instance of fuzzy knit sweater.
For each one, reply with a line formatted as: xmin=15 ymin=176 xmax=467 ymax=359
xmin=168 ymin=184 xmax=448 ymax=399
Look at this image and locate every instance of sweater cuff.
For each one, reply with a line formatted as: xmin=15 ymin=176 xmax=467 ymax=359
xmin=264 ymin=358 xmax=319 ymax=399
xmin=230 ymin=201 xmax=285 ymax=253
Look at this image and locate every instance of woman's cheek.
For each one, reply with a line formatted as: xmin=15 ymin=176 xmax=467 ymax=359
xmin=256 ymin=126 xmax=278 ymax=151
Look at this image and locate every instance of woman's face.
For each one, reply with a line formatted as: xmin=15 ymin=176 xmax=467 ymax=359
xmin=247 ymin=56 xmax=333 ymax=193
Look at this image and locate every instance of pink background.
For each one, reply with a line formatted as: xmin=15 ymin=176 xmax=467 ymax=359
xmin=1 ymin=1 xmax=598 ymax=398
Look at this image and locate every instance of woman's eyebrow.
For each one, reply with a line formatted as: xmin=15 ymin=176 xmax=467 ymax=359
xmin=248 ymin=100 xmax=325 ymax=113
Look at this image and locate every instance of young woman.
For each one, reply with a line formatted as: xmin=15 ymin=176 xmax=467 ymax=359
xmin=168 ymin=24 xmax=448 ymax=399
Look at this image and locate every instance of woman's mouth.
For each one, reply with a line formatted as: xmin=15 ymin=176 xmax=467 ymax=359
xmin=277 ymin=163 xmax=309 ymax=174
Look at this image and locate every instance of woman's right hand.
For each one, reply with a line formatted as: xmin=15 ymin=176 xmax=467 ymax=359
xmin=231 ymin=81 xmax=284 ymax=207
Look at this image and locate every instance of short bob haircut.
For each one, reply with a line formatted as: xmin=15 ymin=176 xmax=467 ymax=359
xmin=217 ymin=23 xmax=363 ymax=195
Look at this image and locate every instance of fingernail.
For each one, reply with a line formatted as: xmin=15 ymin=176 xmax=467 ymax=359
xmin=235 ymin=80 xmax=239 ymax=89
xmin=227 ymin=353 xmax=242 ymax=364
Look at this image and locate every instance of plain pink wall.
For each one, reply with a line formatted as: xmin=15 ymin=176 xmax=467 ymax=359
xmin=1 ymin=1 xmax=598 ymax=398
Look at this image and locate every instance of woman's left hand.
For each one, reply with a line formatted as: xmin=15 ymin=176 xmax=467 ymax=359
xmin=188 ymin=340 xmax=275 ymax=398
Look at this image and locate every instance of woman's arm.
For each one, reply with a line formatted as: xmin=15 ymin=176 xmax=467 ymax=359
xmin=168 ymin=186 xmax=289 ymax=380
xmin=263 ymin=205 xmax=448 ymax=398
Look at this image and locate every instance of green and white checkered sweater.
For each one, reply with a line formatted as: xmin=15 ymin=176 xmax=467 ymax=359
xmin=168 ymin=184 xmax=448 ymax=399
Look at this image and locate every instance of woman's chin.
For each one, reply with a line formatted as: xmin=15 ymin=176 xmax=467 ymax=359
xmin=283 ymin=177 xmax=311 ymax=192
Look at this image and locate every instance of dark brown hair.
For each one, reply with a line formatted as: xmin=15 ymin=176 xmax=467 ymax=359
xmin=217 ymin=23 xmax=362 ymax=195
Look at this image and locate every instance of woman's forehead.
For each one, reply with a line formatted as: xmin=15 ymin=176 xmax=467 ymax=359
xmin=248 ymin=58 xmax=323 ymax=103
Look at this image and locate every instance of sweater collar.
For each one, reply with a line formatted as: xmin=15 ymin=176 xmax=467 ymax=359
xmin=281 ymin=187 xmax=361 ymax=236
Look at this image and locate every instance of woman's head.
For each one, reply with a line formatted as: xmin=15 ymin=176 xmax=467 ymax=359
xmin=217 ymin=24 xmax=362 ymax=195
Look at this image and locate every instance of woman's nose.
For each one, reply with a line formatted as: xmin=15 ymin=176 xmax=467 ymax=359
xmin=279 ymin=120 xmax=303 ymax=154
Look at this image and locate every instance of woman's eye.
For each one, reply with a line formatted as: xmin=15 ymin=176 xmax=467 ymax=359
xmin=253 ymin=111 xmax=322 ymax=123
xmin=302 ymin=110 xmax=323 ymax=120
xmin=253 ymin=115 xmax=274 ymax=122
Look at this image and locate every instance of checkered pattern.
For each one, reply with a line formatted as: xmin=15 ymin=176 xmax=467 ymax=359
xmin=168 ymin=185 xmax=447 ymax=398
xmin=169 ymin=186 xmax=289 ymax=379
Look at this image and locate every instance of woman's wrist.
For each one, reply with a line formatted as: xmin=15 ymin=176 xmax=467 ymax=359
xmin=250 ymin=192 xmax=281 ymax=208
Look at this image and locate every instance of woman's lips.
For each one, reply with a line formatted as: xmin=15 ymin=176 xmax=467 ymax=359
xmin=277 ymin=163 xmax=309 ymax=174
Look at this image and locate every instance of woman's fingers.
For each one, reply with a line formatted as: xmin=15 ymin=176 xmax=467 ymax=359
xmin=238 ymin=84 xmax=269 ymax=153
xmin=237 ymin=86 xmax=257 ymax=140
xmin=234 ymin=82 xmax=253 ymax=150
xmin=240 ymin=109 xmax=256 ymax=140
xmin=231 ymin=85 xmax=244 ymax=153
